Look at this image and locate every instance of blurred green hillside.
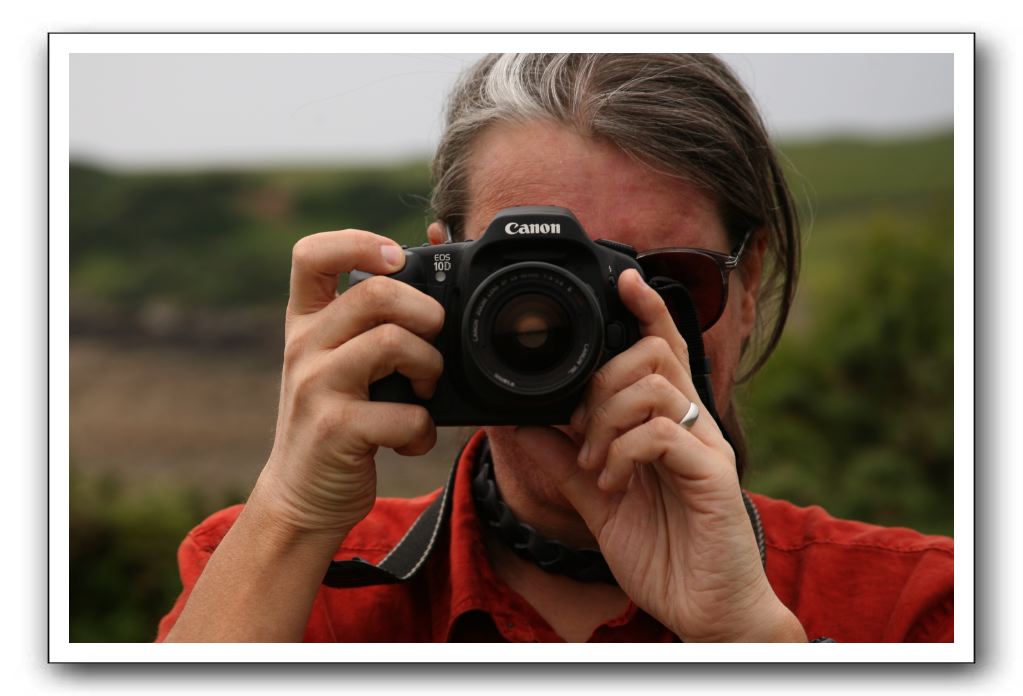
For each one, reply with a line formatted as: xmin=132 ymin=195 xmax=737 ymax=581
xmin=70 ymin=161 xmax=433 ymax=309
xmin=68 ymin=131 xmax=955 ymax=641
xmin=69 ymin=134 xmax=954 ymax=312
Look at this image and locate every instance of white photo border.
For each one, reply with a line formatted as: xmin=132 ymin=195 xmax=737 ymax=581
xmin=50 ymin=32 xmax=974 ymax=663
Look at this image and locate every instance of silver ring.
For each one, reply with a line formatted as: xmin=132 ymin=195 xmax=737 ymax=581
xmin=679 ymin=401 xmax=700 ymax=429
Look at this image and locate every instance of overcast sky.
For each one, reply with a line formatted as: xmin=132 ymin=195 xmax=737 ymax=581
xmin=70 ymin=53 xmax=954 ymax=170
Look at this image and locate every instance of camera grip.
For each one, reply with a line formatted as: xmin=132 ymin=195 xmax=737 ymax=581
xmin=369 ymin=372 xmax=423 ymax=406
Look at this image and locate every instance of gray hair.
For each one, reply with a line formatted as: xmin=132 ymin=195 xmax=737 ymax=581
xmin=430 ymin=54 xmax=802 ymax=476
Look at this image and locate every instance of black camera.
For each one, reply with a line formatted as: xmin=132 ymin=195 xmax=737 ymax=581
xmin=348 ymin=206 xmax=644 ymax=426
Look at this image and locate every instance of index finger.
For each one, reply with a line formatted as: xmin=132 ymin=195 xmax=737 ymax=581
xmin=289 ymin=229 xmax=406 ymax=315
xmin=617 ymin=268 xmax=690 ymax=369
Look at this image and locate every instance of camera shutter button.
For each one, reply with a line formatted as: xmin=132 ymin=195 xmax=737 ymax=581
xmin=605 ymin=322 xmax=626 ymax=351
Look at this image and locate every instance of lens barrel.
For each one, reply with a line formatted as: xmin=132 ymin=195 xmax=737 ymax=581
xmin=463 ymin=262 xmax=604 ymax=401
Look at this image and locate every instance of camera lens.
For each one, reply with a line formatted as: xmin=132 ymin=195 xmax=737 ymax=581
xmin=463 ymin=262 xmax=604 ymax=401
xmin=492 ymin=293 xmax=572 ymax=374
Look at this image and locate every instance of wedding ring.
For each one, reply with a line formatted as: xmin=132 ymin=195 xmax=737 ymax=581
xmin=679 ymin=401 xmax=699 ymax=429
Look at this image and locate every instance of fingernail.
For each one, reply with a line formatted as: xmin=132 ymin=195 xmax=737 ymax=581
xmin=578 ymin=441 xmax=590 ymax=466
xmin=597 ymin=467 xmax=610 ymax=489
xmin=380 ymin=244 xmax=403 ymax=267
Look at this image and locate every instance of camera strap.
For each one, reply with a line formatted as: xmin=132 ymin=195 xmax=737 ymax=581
xmin=321 ymin=449 xmax=460 ymax=588
xmin=321 ymin=279 xmax=738 ymax=589
xmin=646 ymin=276 xmax=731 ymax=449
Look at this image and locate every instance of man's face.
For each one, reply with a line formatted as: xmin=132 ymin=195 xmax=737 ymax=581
xmin=460 ymin=119 xmax=760 ymax=420
xmin=425 ymin=117 xmax=767 ymax=512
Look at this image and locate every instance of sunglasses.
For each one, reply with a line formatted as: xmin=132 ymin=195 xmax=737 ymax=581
xmin=636 ymin=229 xmax=755 ymax=332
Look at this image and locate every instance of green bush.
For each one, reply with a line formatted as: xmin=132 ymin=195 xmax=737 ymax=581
xmin=69 ymin=468 xmax=243 ymax=642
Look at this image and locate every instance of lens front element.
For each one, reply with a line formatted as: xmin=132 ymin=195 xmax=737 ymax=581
xmin=463 ymin=263 xmax=603 ymax=400
xmin=492 ymin=293 xmax=573 ymax=374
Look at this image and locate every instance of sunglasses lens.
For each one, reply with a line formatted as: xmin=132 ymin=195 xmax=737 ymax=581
xmin=639 ymin=252 xmax=724 ymax=331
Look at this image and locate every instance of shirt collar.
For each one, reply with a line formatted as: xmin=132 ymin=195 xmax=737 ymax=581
xmin=438 ymin=429 xmax=538 ymax=640
xmin=435 ymin=429 xmax=666 ymax=642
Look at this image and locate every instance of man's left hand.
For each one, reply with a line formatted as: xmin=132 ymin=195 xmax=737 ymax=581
xmin=549 ymin=268 xmax=806 ymax=642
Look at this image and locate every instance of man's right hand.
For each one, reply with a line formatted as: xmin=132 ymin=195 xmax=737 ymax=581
xmin=163 ymin=229 xmax=444 ymax=642
xmin=249 ymin=229 xmax=445 ymax=545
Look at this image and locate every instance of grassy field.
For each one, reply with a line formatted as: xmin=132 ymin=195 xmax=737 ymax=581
xmin=70 ymin=338 xmax=470 ymax=499
xmin=68 ymin=131 xmax=955 ymax=641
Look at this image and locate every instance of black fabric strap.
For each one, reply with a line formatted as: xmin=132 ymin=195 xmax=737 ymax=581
xmin=321 ymin=446 xmax=460 ymax=588
xmin=742 ymin=489 xmax=767 ymax=568
xmin=646 ymin=277 xmax=731 ymax=450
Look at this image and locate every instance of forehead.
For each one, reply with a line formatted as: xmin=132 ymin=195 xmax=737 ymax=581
xmin=463 ymin=120 xmax=728 ymax=252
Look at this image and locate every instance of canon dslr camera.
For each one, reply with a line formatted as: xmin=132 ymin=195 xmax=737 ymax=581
xmin=348 ymin=206 xmax=644 ymax=425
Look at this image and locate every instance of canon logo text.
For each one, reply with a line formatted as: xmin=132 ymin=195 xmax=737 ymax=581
xmin=504 ymin=222 xmax=562 ymax=236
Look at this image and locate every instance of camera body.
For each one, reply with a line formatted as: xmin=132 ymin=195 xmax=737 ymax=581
xmin=348 ymin=206 xmax=643 ymax=425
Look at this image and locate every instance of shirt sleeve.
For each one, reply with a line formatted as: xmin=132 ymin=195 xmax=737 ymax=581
xmin=899 ymin=546 xmax=955 ymax=642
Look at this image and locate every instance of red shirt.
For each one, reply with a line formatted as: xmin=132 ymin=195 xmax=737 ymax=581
xmin=156 ymin=430 xmax=953 ymax=642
